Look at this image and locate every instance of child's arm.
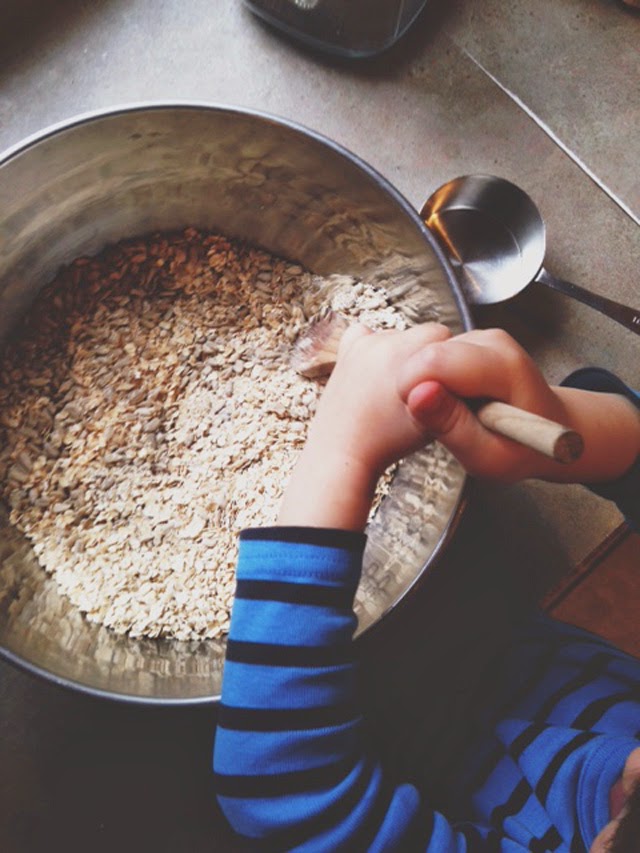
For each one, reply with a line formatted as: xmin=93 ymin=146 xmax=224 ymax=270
xmin=214 ymin=323 xmax=494 ymax=850
xmin=213 ymin=527 xmax=488 ymax=850
xmin=213 ymin=325 xmax=640 ymax=849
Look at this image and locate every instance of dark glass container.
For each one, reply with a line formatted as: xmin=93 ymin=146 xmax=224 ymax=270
xmin=244 ymin=0 xmax=429 ymax=58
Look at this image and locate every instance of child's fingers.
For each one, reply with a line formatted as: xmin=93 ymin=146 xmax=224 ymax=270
xmin=406 ymin=380 xmax=504 ymax=471
xmin=406 ymin=380 xmax=458 ymax=428
xmin=338 ymin=322 xmax=450 ymax=362
xmin=439 ymin=329 xmax=542 ymax=394
xmin=396 ymin=322 xmax=452 ymax=350
xmin=397 ymin=338 xmax=517 ymax=403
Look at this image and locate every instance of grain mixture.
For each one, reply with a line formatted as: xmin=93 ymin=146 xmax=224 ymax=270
xmin=0 ymin=228 xmax=405 ymax=640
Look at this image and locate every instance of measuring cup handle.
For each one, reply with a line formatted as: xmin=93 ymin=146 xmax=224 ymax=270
xmin=536 ymin=268 xmax=640 ymax=335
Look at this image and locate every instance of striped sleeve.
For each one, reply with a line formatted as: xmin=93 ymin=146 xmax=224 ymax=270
xmin=212 ymin=527 xmax=492 ymax=851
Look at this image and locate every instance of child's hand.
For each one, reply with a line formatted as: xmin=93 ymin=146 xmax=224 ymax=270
xmin=278 ymin=322 xmax=452 ymax=530
xmin=307 ymin=321 xmax=453 ymax=475
xmin=398 ymin=328 xmax=572 ymax=482
xmin=278 ymin=324 xmax=640 ymax=531
xmin=398 ymin=327 xmax=640 ymax=485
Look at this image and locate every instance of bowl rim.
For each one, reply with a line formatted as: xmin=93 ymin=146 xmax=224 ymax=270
xmin=0 ymin=100 xmax=471 ymax=329
xmin=0 ymin=101 xmax=473 ymax=704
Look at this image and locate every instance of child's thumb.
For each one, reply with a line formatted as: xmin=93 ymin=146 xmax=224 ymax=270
xmin=407 ymin=381 xmax=486 ymax=462
xmin=407 ymin=381 xmax=461 ymax=429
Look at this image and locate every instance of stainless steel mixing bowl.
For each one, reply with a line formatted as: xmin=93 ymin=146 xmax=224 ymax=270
xmin=0 ymin=103 xmax=470 ymax=703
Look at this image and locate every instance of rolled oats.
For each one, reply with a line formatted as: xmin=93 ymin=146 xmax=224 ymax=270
xmin=0 ymin=228 xmax=405 ymax=641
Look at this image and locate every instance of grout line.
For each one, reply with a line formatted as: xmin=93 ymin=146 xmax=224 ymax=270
xmin=462 ymin=48 xmax=640 ymax=228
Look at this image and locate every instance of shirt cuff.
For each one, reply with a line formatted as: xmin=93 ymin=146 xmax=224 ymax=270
xmin=561 ymin=368 xmax=640 ymax=529
xmin=240 ymin=526 xmax=367 ymax=550
xmin=577 ymin=735 xmax=638 ymax=848
xmin=237 ymin=526 xmax=367 ymax=590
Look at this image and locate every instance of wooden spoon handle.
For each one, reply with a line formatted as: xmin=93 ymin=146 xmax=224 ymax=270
xmin=477 ymin=401 xmax=583 ymax=463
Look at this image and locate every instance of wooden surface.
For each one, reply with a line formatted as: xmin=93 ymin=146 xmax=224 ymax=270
xmin=546 ymin=528 xmax=640 ymax=658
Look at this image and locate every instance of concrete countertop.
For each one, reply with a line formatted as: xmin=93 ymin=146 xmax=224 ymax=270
xmin=0 ymin=1 xmax=638 ymax=849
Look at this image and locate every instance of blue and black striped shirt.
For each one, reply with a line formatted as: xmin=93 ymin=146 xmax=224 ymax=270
xmin=214 ymin=371 xmax=640 ymax=850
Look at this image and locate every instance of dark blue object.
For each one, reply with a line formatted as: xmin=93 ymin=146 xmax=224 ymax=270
xmin=243 ymin=0 xmax=429 ymax=58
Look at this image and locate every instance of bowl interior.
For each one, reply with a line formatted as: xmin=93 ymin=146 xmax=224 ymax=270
xmin=0 ymin=105 xmax=468 ymax=702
